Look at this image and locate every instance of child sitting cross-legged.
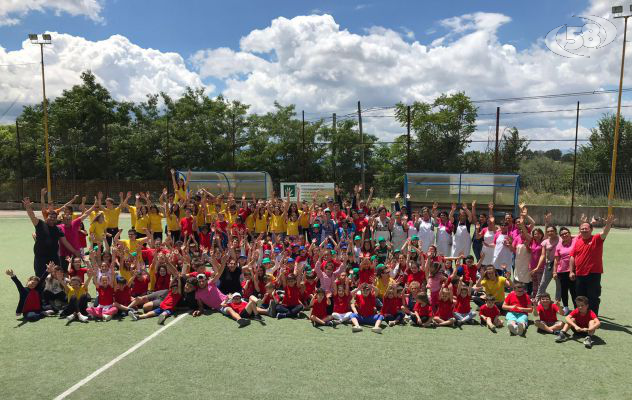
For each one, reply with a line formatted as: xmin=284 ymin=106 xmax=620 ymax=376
xmin=60 ymin=273 xmax=92 ymax=322
xmin=533 ymin=292 xmax=564 ymax=336
xmin=433 ymin=287 xmax=456 ymax=327
xmin=309 ymin=288 xmax=337 ymax=327
xmin=6 ymin=264 xmax=56 ymax=322
xmin=350 ymin=283 xmax=384 ymax=333
xmin=556 ymin=296 xmax=601 ymax=349
xmin=502 ymin=282 xmax=533 ymax=337
xmin=479 ymin=296 xmax=503 ymax=332
xmin=412 ymin=293 xmax=434 ymax=327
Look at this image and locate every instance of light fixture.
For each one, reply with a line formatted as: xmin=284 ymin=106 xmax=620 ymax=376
xmin=612 ymin=1 xmax=632 ymax=18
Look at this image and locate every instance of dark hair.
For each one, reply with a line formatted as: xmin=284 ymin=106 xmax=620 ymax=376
xmin=576 ymin=295 xmax=589 ymax=305
xmin=540 ymin=292 xmax=551 ymax=300
xmin=486 ymin=295 xmax=496 ymax=302
xmin=545 ymin=225 xmax=558 ymax=233
xmin=465 ymin=255 xmax=474 ymax=261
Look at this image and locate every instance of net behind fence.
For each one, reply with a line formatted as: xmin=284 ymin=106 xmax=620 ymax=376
xmin=522 ymin=173 xmax=632 ymax=200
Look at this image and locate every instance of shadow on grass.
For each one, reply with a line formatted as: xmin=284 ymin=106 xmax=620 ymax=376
xmin=598 ymin=315 xmax=632 ymax=335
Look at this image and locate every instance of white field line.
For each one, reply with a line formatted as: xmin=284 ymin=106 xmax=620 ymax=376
xmin=53 ymin=313 xmax=187 ymax=400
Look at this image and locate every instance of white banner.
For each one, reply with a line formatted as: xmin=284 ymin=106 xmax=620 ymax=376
xmin=280 ymin=182 xmax=335 ymax=203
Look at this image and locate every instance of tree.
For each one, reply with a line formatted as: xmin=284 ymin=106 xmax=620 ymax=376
xmin=578 ymin=114 xmax=632 ymax=175
xmin=498 ymin=127 xmax=530 ymax=173
xmin=544 ymin=149 xmax=562 ymax=161
xmin=394 ymin=92 xmax=477 ymax=173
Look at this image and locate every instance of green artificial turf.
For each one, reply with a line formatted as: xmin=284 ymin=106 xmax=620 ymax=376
xmin=1 ymin=216 xmax=631 ymax=400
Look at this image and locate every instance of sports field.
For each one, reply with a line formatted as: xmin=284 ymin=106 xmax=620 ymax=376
xmin=1 ymin=214 xmax=631 ymax=400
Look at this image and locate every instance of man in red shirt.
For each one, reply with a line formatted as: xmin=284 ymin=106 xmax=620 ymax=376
xmin=569 ymin=214 xmax=614 ymax=315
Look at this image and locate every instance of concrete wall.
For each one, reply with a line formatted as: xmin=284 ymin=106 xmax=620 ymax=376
xmin=527 ymin=205 xmax=632 ymax=228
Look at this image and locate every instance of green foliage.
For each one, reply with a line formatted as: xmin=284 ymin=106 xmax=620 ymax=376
xmin=394 ymin=92 xmax=477 ymax=173
xmin=577 ymin=113 xmax=632 ymax=174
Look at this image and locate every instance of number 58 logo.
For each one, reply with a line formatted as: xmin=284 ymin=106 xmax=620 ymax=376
xmin=545 ymin=15 xmax=618 ymax=58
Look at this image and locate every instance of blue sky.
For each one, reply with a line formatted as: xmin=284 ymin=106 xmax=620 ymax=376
xmin=1 ymin=0 xmax=628 ymax=150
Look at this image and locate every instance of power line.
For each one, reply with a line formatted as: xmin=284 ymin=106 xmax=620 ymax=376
xmin=0 ymin=62 xmax=40 ymax=67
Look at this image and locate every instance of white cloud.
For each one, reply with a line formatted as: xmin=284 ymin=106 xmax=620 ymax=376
xmin=0 ymin=0 xmax=103 ymax=26
xmin=189 ymin=4 xmax=625 ymax=150
xmin=0 ymin=32 xmax=209 ymax=118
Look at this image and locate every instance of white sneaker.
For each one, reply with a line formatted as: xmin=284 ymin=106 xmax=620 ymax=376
xmin=371 ymin=327 xmax=383 ymax=334
xmin=43 ymin=310 xmax=56 ymax=317
xmin=129 ymin=310 xmax=138 ymax=321
xmin=157 ymin=313 xmax=168 ymax=325
xmin=77 ymin=313 xmax=89 ymax=322
xmin=517 ymin=323 xmax=525 ymax=336
xmin=563 ymin=307 xmax=570 ymax=316
xmin=508 ymin=323 xmax=517 ymax=336
xmin=352 ymin=326 xmax=363 ymax=333
xmin=66 ymin=313 xmax=76 ymax=322
xmin=103 ymin=314 xmax=113 ymax=322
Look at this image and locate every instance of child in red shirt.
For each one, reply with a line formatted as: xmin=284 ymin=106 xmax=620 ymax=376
xmin=381 ymin=285 xmax=405 ymax=327
xmin=412 ymin=293 xmax=433 ymax=327
xmin=332 ymin=280 xmax=353 ymax=323
xmin=350 ymin=283 xmax=384 ymax=333
xmin=309 ymin=288 xmax=336 ymax=327
xmin=557 ymin=296 xmax=601 ymax=348
xmin=433 ymin=287 xmax=455 ymax=327
xmin=479 ymin=296 xmax=503 ymax=332
xmin=112 ymin=275 xmax=133 ymax=315
xmin=454 ymin=281 xmax=475 ymax=326
xmin=86 ymin=270 xmax=118 ymax=321
xmin=130 ymin=278 xmax=182 ymax=325
xmin=534 ymin=292 xmax=564 ymax=334
xmin=259 ymin=282 xmax=279 ymax=316
xmin=220 ymin=292 xmax=261 ymax=327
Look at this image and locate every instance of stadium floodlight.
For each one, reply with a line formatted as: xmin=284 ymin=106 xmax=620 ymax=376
xmin=612 ymin=1 xmax=632 ymax=18
xmin=607 ymin=3 xmax=632 ymax=216
xmin=28 ymin=34 xmax=53 ymax=202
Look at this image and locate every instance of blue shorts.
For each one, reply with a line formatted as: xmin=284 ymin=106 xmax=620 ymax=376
xmin=152 ymin=307 xmax=173 ymax=316
xmin=506 ymin=312 xmax=528 ymax=324
xmin=351 ymin=314 xmax=383 ymax=325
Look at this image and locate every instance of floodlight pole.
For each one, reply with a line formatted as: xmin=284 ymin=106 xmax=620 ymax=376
xmin=608 ymin=15 xmax=628 ymax=216
xmin=31 ymin=36 xmax=53 ymax=203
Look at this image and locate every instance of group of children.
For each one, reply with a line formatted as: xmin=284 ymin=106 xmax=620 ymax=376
xmin=10 ymin=177 xmax=602 ymax=349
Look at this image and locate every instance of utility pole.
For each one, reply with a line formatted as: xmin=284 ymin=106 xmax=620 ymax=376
xmin=570 ymin=101 xmax=580 ymax=225
xmin=302 ymin=110 xmax=306 ymax=181
xmin=231 ymin=113 xmax=236 ymax=170
xmin=332 ymin=113 xmax=337 ymax=183
xmin=358 ymin=101 xmax=365 ymax=197
xmin=407 ymin=105 xmax=411 ymax=171
xmin=494 ymin=106 xmax=500 ymax=173
xmin=16 ymin=119 xmax=24 ymax=199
